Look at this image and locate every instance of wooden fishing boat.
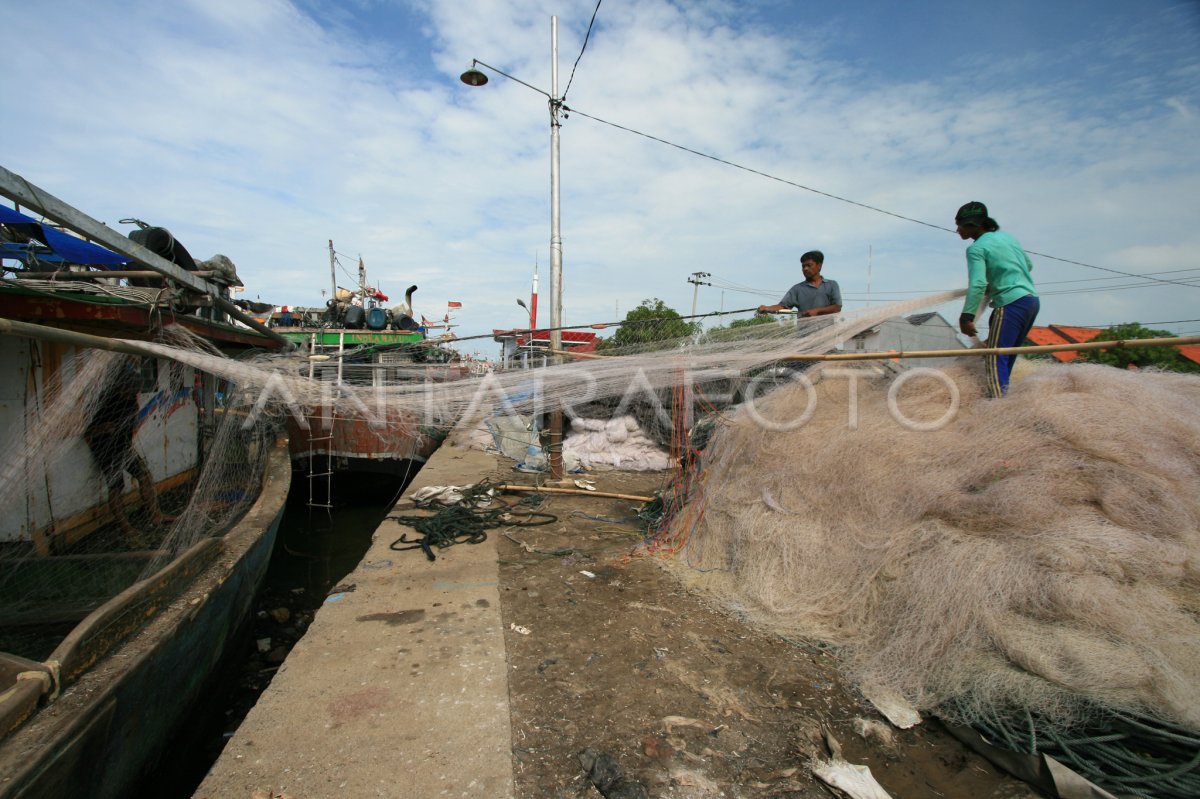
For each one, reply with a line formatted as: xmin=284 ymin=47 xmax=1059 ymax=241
xmin=0 ymin=438 xmax=290 ymax=799
xmin=274 ymin=242 xmax=462 ymax=483
xmin=0 ymin=167 xmax=291 ymax=798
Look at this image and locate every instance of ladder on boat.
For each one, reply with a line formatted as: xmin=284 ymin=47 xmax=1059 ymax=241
xmin=305 ymin=331 xmax=346 ymax=509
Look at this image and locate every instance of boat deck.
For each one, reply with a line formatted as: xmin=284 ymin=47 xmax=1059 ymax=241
xmin=194 ymin=444 xmax=513 ymax=798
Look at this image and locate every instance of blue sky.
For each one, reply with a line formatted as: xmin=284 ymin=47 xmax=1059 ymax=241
xmin=4 ymin=0 xmax=1199 ymax=350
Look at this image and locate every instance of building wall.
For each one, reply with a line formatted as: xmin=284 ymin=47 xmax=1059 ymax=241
xmin=850 ymin=315 xmax=965 ymax=367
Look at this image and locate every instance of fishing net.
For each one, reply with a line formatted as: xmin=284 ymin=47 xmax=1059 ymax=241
xmin=0 ymin=332 xmax=279 ymax=682
xmin=79 ymin=291 xmax=958 ymax=431
xmin=663 ymin=360 xmax=1200 ymax=739
xmin=2 ymin=285 xmax=1197 ymax=794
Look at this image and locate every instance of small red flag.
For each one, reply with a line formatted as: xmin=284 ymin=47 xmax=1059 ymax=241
xmin=447 ymin=301 xmax=463 ymax=308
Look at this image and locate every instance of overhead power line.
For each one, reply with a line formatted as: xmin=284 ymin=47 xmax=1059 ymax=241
xmin=708 ymin=266 xmax=1200 ymax=303
xmin=560 ymin=104 xmax=1198 ymax=291
xmin=562 ymin=0 xmax=602 ymax=102
xmin=564 ymin=105 xmax=948 ymax=234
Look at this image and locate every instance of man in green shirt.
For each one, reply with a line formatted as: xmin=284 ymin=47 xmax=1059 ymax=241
xmin=955 ymin=201 xmax=1040 ymax=397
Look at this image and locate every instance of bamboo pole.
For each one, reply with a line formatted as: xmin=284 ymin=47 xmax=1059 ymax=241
xmin=497 ymin=483 xmax=653 ymax=502
xmin=0 ymin=316 xmax=168 ymax=358
xmin=558 ymin=335 xmax=1200 ymax=363
xmin=781 ymin=335 xmax=1200 ymax=362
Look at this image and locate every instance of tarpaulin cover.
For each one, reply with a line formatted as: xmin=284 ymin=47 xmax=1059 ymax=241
xmin=0 ymin=205 xmax=129 ymax=266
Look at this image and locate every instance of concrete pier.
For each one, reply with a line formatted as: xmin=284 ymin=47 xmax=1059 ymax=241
xmin=194 ymin=442 xmax=1038 ymax=799
xmin=195 ymin=446 xmax=512 ymax=799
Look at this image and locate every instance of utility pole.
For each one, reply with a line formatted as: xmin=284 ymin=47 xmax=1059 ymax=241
xmin=459 ymin=18 xmax=565 ymax=480
xmin=549 ymin=16 xmax=563 ymax=359
xmin=688 ymin=271 xmax=712 ymax=317
xmin=546 ymin=16 xmax=565 ymax=481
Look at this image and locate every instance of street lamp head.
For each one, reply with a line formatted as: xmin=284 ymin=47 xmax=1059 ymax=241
xmin=516 ymin=298 xmax=528 ymax=309
xmin=460 ymin=66 xmax=488 ymax=87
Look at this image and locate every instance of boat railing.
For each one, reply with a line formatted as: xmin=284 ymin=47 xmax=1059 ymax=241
xmin=0 ymin=538 xmax=216 ymax=743
xmin=0 ymin=438 xmax=287 ymax=743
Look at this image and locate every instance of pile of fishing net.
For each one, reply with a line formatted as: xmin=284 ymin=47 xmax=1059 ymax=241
xmin=670 ymin=359 xmax=1200 ymax=736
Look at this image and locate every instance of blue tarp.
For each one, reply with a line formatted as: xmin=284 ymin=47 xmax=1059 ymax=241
xmin=0 ymin=204 xmax=130 ymax=267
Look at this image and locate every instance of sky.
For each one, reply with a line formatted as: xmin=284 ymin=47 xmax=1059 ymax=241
xmin=4 ymin=0 xmax=1199 ymax=354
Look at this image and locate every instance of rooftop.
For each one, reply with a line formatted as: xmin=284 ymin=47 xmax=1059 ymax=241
xmin=1026 ymin=325 xmax=1105 ymax=362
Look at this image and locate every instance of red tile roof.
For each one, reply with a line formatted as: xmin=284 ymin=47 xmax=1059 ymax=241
xmin=1026 ymin=325 xmax=1100 ymax=362
xmin=1029 ymin=325 xmax=1195 ymax=368
xmin=1050 ymin=326 xmax=1104 ymax=344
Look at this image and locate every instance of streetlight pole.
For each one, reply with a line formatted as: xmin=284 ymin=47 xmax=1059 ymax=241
xmin=516 ymin=298 xmax=533 ymax=369
xmin=462 ymin=15 xmax=566 ymax=480
xmin=546 ymin=17 xmax=565 ymax=480
xmin=548 ymin=17 xmax=564 ymax=358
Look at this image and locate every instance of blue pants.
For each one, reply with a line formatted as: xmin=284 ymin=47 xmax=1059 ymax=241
xmin=985 ymin=294 xmax=1040 ymax=397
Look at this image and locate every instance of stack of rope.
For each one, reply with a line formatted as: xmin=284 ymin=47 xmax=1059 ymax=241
xmin=388 ymin=481 xmax=556 ymax=561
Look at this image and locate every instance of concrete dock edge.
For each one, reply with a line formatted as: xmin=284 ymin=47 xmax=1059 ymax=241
xmin=195 ymin=446 xmax=513 ymax=799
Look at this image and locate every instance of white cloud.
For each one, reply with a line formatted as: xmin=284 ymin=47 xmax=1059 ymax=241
xmin=3 ymin=0 xmax=1198 ymax=347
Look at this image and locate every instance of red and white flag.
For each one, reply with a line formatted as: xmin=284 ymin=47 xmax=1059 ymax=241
xmin=447 ymin=301 xmax=463 ymax=308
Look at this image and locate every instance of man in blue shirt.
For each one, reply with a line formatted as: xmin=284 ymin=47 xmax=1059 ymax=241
xmin=758 ymin=250 xmax=842 ymax=318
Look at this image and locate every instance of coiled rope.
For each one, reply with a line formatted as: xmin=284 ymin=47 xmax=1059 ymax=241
xmin=388 ymin=481 xmax=556 ymax=562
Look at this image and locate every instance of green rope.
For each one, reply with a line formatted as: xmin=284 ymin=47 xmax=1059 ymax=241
xmin=943 ymin=699 xmax=1200 ymax=799
xmin=388 ymin=482 xmax=556 ymax=561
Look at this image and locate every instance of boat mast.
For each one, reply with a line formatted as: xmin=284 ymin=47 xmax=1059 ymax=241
xmin=328 ymin=240 xmax=337 ymax=302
